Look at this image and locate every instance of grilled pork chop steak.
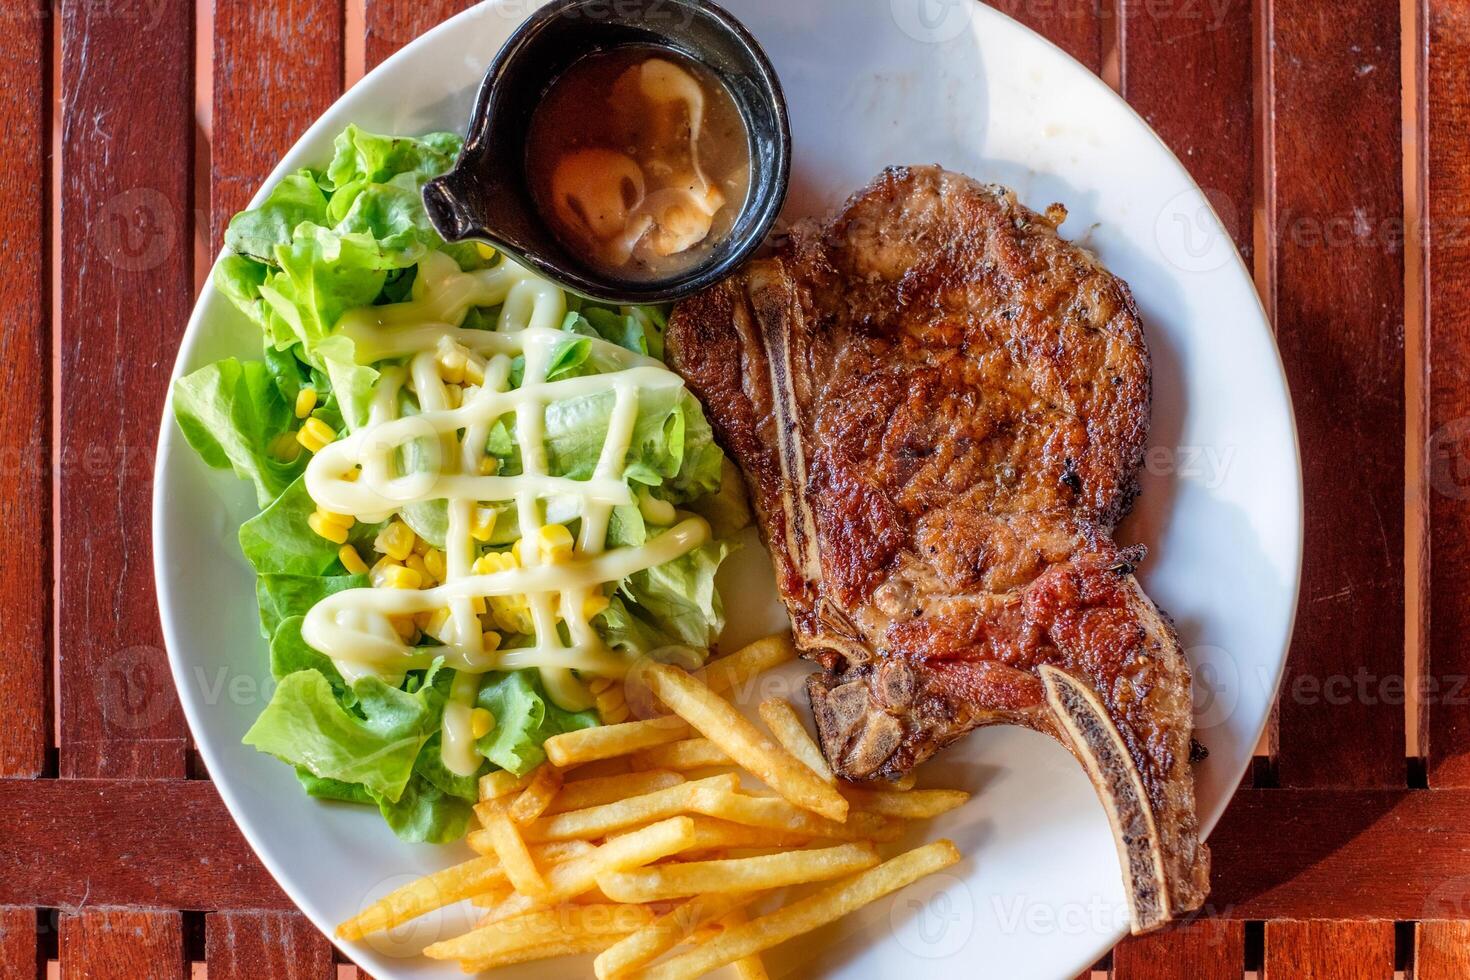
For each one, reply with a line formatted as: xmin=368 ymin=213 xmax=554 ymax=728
xmin=667 ymin=166 xmax=1209 ymax=931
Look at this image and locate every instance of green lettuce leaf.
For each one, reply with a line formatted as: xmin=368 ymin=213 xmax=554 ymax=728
xmin=172 ymin=358 xmax=304 ymax=507
xmin=374 ymin=772 xmax=473 ymax=844
xmin=224 ymin=170 xmax=330 ymax=266
xmin=239 ymin=476 xmax=381 ymax=576
xmin=474 ymin=670 xmax=598 ymax=775
xmin=256 ymin=574 xmax=367 ymax=640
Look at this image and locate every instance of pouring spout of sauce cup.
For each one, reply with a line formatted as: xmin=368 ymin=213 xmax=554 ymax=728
xmin=423 ymin=0 xmax=791 ymax=306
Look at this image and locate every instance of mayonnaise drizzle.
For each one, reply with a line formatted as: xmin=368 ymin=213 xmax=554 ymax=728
xmin=299 ymin=250 xmax=710 ymax=775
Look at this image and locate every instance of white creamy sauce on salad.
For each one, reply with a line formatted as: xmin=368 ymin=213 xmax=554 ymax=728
xmin=299 ymin=250 xmax=709 ymax=776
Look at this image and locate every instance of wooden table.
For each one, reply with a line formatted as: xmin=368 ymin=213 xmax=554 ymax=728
xmin=2 ymin=0 xmax=1466 ymax=976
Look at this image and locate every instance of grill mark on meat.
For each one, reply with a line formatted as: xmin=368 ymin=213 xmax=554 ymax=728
xmin=668 ymin=165 xmax=1209 ymax=931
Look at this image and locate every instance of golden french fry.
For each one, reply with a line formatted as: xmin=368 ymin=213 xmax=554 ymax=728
xmin=758 ymin=698 xmax=834 ymax=785
xmin=631 ymin=737 xmax=735 ymax=772
xmin=642 ymin=840 xmax=962 ymax=980
xmin=593 ymin=891 xmax=760 ymax=980
xmin=717 ymin=909 xmax=772 ymax=980
xmin=479 ymin=767 xmax=535 ymax=802
xmin=547 ymin=769 xmax=685 ymax=814
xmin=523 ymin=773 xmax=739 ymax=843
xmin=565 ymin=756 xmax=635 ymax=780
xmin=545 ymin=717 xmax=690 ymax=766
xmin=425 ymin=903 xmax=653 ymax=963
xmin=599 ymin=842 xmax=879 ymax=902
xmin=687 ymin=788 xmax=899 ymax=842
xmin=509 ymin=762 xmax=563 ymax=823
xmin=890 ymin=772 xmax=918 ymax=791
xmin=683 ymin=816 xmax=811 ymax=851
xmin=460 ymin=931 xmax=643 ymax=973
xmin=468 ymin=882 xmax=515 ymax=908
xmin=842 ymin=787 xmax=970 ymax=820
xmin=482 ymin=816 xmax=700 ymax=925
xmin=483 ymin=811 xmax=549 ymax=898
xmin=696 ymin=632 xmax=795 ymax=696
xmin=335 ymin=855 xmax=504 ymax=940
xmin=643 ymin=663 xmax=848 ymax=822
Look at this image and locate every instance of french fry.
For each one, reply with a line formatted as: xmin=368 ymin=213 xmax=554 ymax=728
xmin=631 ymin=737 xmax=735 ymax=772
xmin=509 ymin=762 xmax=563 ymax=823
xmin=842 ymin=787 xmax=970 ymax=820
xmin=641 ymin=840 xmax=963 ymax=980
xmin=460 ymin=931 xmax=645 ymax=973
xmin=545 ymin=717 xmax=690 ymax=767
xmin=695 ymin=632 xmax=795 ymax=696
xmin=758 ymin=698 xmax=834 ymax=784
xmin=425 ymin=903 xmax=653 ymax=963
xmin=593 ymin=891 xmax=759 ymax=980
xmin=546 ymin=769 xmax=684 ymax=814
xmin=643 ymin=663 xmax=849 ymax=822
xmin=687 ymin=788 xmax=899 ymax=842
xmin=683 ymin=816 xmax=811 ymax=851
xmin=482 ymin=811 xmax=549 ymax=898
xmin=889 ymin=771 xmax=918 ymax=791
xmin=481 ymin=816 xmax=700 ymax=925
xmin=335 ymin=855 xmax=505 ymax=940
xmin=522 ymin=774 xmax=739 ymax=843
xmin=717 ymin=909 xmax=772 ymax=980
xmin=479 ymin=767 xmax=534 ymax=802
xmin=468 ymin=881 xmax=515 ymax=908
xmin=598 ymin=843 xmax=880 ymax=902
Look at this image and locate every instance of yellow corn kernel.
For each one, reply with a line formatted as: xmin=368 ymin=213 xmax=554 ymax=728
xmin=444 ymin=384 xmax=463 ymax=409
xmin=511 ymin=537 xmax=526 ymax=565
xmin=480 ymin=630 xmax=502 ymax=653
xmin=437 ymin=346 xmax=467 ymax=385
xmin=412 ymin=534 xmax=432 ymax=556
xmin=412 ymin=609 xmax=433 ymax=631
xmin=270 ymin=432 xmax=302 ymax=463
xmin=477 ymin=456 xmax=498 ymax=476
xmin=536 ymin=524 xmax=574 ymax=563
xmin=342 ymin=467 xmax=360 ymax=482
xmin=475 ymin=242 xmax=496 ymax=260
xmin=470 ymin=707 xmax=496 ymax=739
xmin=296 ymin=417 xmax=336 ymax=453
xmin=338 ymin=545 xmax=369 ymax=575
xmin=390 ymin=615 xmax=418 ymax=643
xmin=464 ymin=358 xmax=486 ymax=387
xmin=307 ymin=511 xmax=349 ymax=544
xmin=405 ymin=552 xmax=433 ymax=585
xmin=374 ymin=519 xmax=416 ymax=561
xmin=423 ymin=607 xmax=451 ymax=640
xmin=582 ymin=593 xmax=610 ymax=620
xmin=384 ymin=564 xmax=422 ymax=590
xmin=596 ymin=685 xmax=629 ymax=724
xmin=470 ymin=505 xmax=499 ymax=541
xmin=471 ymin=596 xmax=487 ymax=615
xmin=294 ymin=387 xmax=318 ymax=419
xmin=490 ymin=596 xmax=533 ymax=635
xmin=473 ymin=551 xmax=517 ymax=575
xmin=317 ymin=510 xmax=354 ymax=531
xmin=587 ymin=676 xmax=615 ymax=695
xmin=423 ymin=548 xmax=447 ymax=583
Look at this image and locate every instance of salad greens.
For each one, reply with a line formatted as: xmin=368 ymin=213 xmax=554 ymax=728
xmin=174 ymin=125 xmax=746 ymax=843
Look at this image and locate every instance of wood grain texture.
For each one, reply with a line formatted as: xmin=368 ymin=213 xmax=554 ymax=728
xmin=60 ymin=908 xmax=184 ymax=980
xmin=1209 ymin=788 xmax=1470 ymax=919
xmin=1416 ymin=921 xmax=1470 ymax=979
xmin=364 ymin=0 xmax=474 ymax=70
xmin=1265 ymin=0 xmax=1405 ymax=788
xmin=1112 ymin=919 xmax=1244 ymax=979
xmin=1422 ymin=1 xmax=1470 ymax=788
xmin=57 ymin=0 xmax=194 ymax=779
xmin=1119 ymin=0 xmax=1254 ymax=258
xmin=1263 ymin=919 xmax=1395 ymax=980
xmin=206 ymin=911 xmax=335 ymax=980
xmin=213 ymin=0 xmax=344 ymax=247
xmin=0 ymin=780 xmax=289 ymax=910
xmin=987 ymin=0 xmax=1103 ymax=73
xmin=0 ymin=907 xmax=37 ymax=980
xmin=0 ymin=0 xmax=50 ymax=779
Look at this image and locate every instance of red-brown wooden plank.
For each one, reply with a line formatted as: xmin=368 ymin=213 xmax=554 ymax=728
xmin=987 ymin=0 xmax=1103 ymax=74
xmin=363 ymin=0 xmax=474 ymax=72
xmin=0 ymin=0 xmax=51 ymax=780
xmin=1264 ymin=919 xmax=1394 ymax=980
xmin=59 ymin=908 xmax=184 ymax=980
xmin=58 ymin=0 xmax=192 ymax=778
xmin=1113 ymin=920 xmax=1244 ymax=979
xmin=1422 ymin=0 xmax=1470 ymax=787
xmin=1119 ymin=0 xmax=1254 ymax=258
xmin=206 ymin=911 xmax=335 ymax=980
xmin=0 ymin=907 xmax=37 ymax=980
xmin=1208 ymin=787 xmax=1470 ymax=919
xmin=213 ymin=0 xmax=344 ymax=247
xmin=0 ymin=779 xmax=288 ymax=910
xmin=1417 ymin=922 xmax=1470 ymax=979
xmin=1265 ymin=0 xmax=1405 ymax=788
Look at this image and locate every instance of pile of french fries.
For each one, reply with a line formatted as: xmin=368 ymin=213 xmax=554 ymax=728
xmin=336 ymin=633 xmax=966 ymax=978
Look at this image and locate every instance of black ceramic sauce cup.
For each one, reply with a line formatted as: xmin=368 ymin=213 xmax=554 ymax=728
xmin=423 ymin=0 xmax=790 ymax=305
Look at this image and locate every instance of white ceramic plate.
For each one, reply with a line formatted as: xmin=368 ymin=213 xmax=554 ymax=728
xmin=153 ymin=2 xmax=1301 ymax=977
